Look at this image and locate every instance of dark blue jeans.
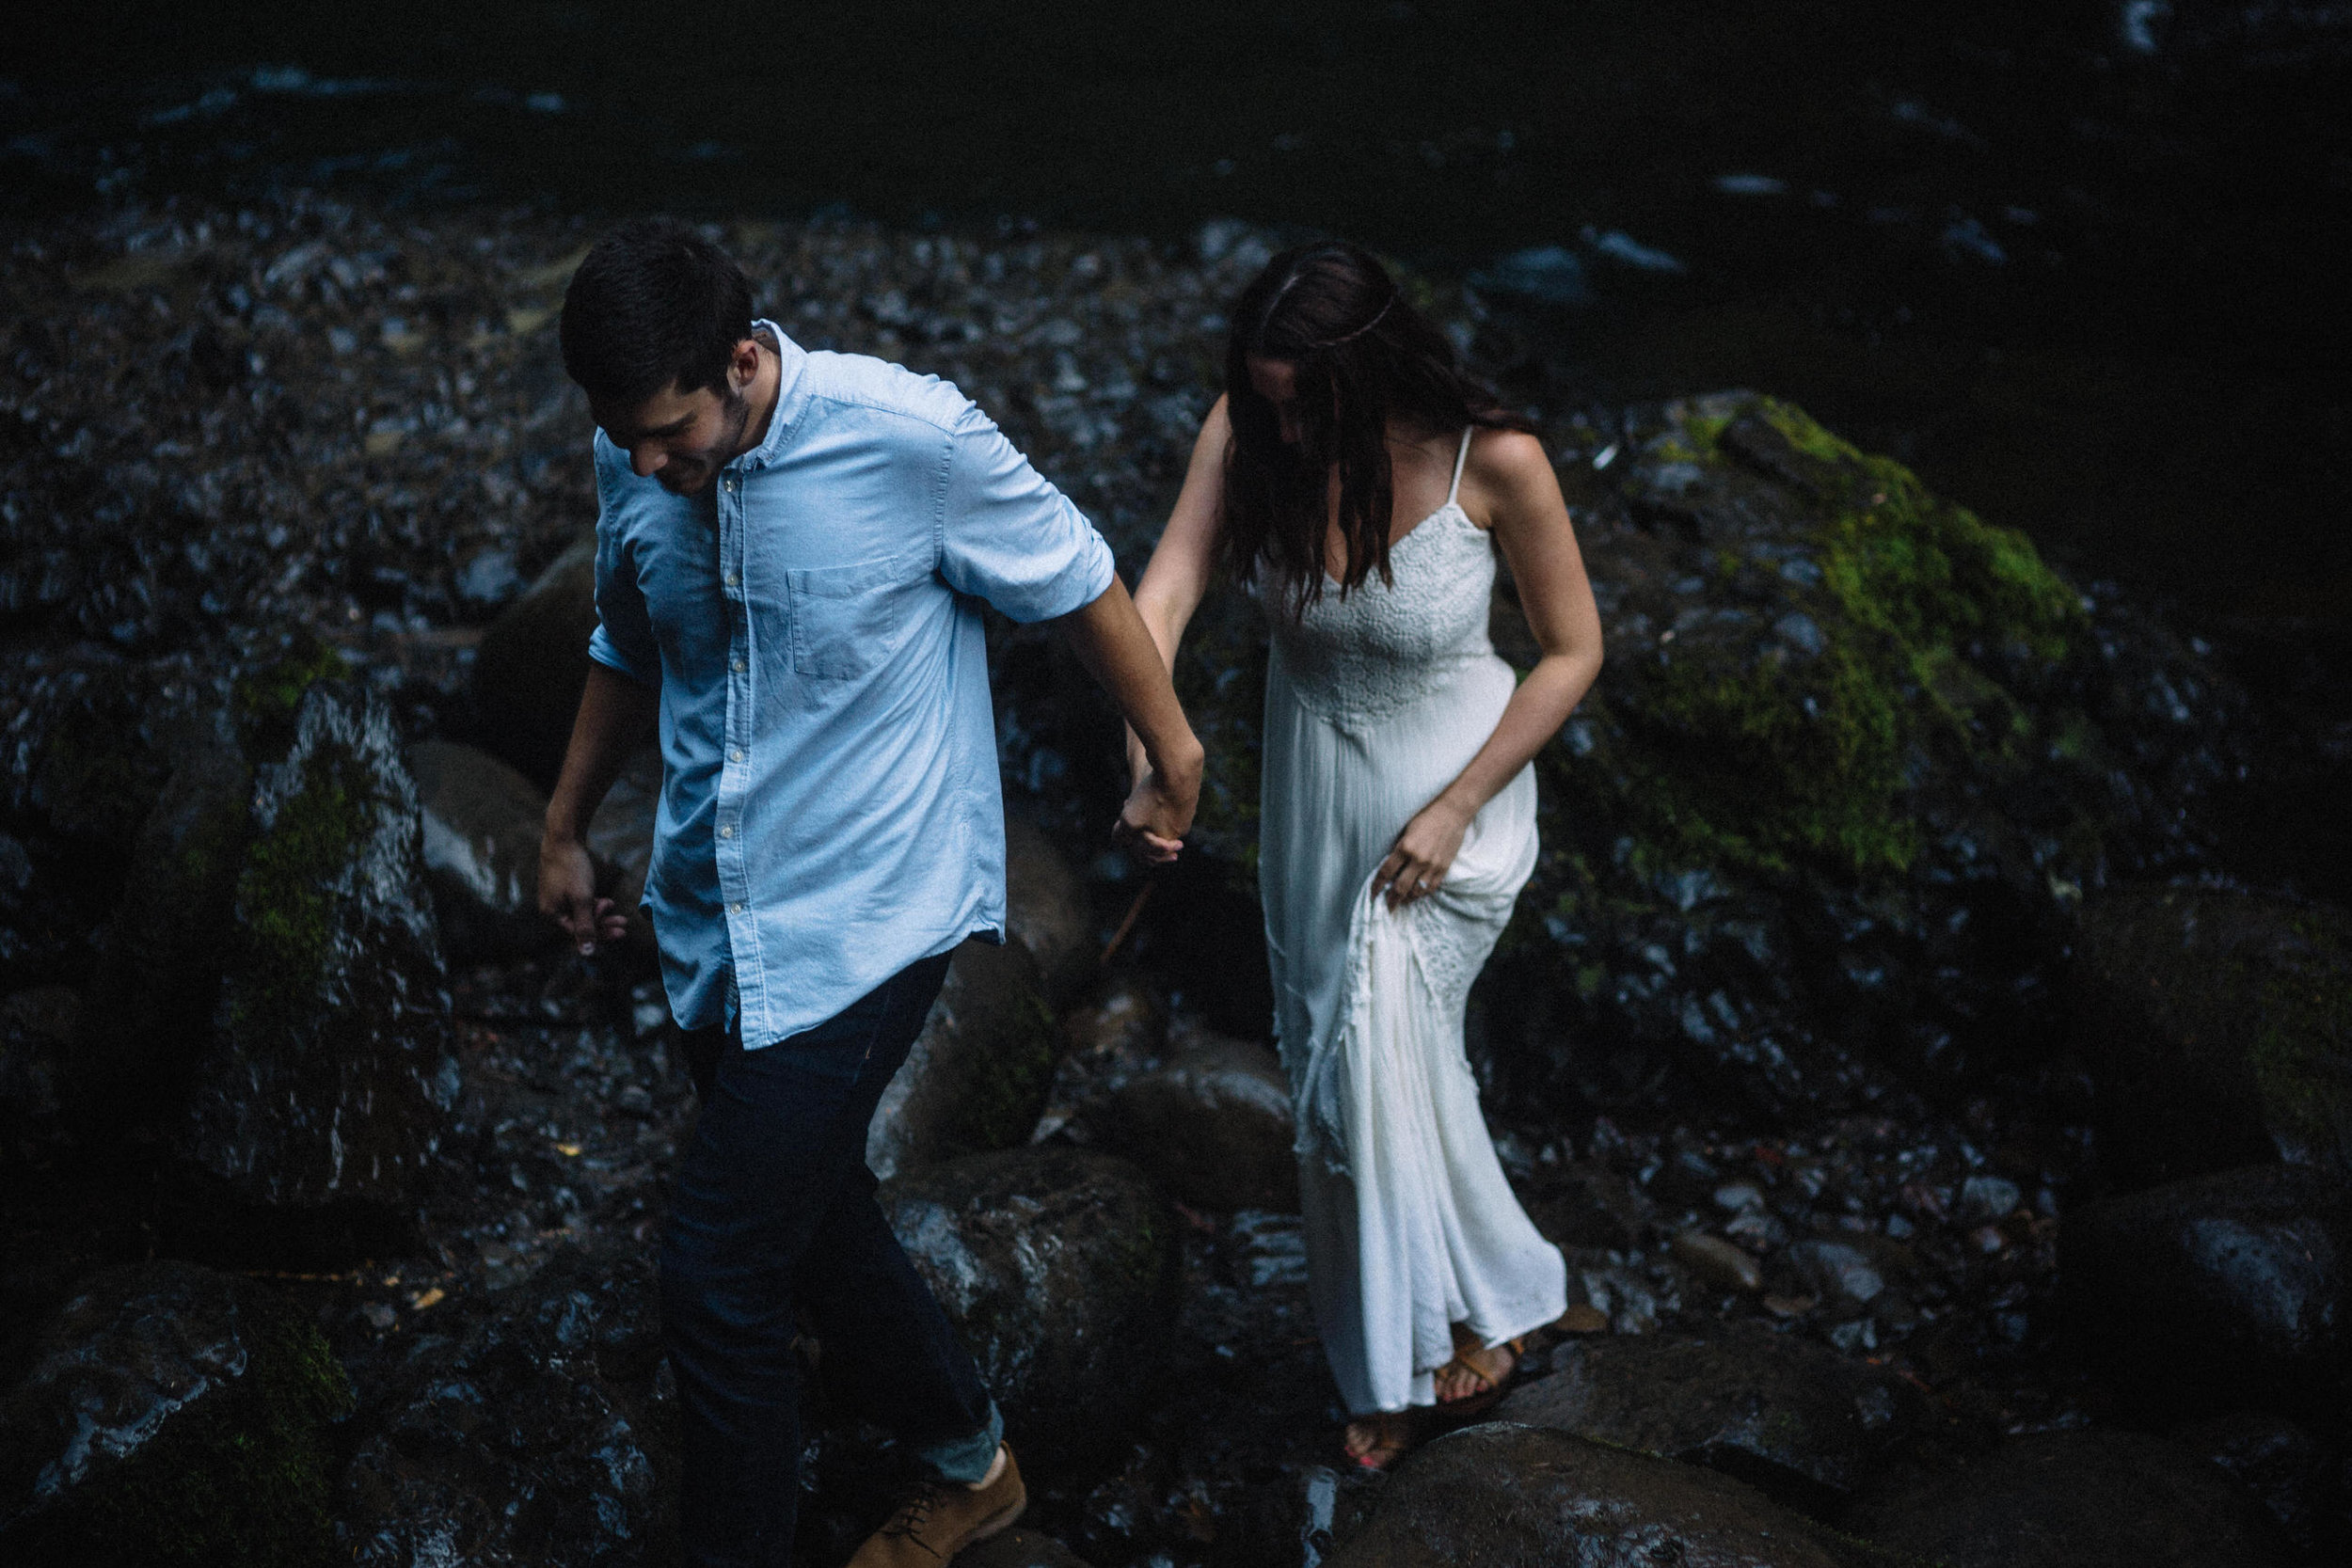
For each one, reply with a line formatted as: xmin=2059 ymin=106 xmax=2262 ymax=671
xmin=661 ymin=950 xmax=998 ymax=1568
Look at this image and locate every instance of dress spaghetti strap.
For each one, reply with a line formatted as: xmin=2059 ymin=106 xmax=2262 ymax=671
xmin=1446 ymin=428 xmax=1472 ymax=508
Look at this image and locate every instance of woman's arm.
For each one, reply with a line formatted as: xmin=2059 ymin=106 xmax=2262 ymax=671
xmin=1373 ymin=429 xmax=1603 ymax=908
xmin=1123 ymin=395 xmax=1233 ymax=782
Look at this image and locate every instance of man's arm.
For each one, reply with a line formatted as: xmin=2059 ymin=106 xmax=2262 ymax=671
xmin=539 ymin=662 xmax=660 ymax=953
xmin=1051 ymin=577 xmax=1202 ymax=863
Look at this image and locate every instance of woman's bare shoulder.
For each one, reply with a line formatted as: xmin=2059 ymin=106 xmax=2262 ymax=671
xmin=1466 ymin=426 xmax=1553 ymax=489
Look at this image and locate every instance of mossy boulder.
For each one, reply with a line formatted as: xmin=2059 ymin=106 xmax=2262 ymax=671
xmin=0 ymin=1259 xmax=354 ymax=1568
xmin=177 ymin=680 xmax=455 ymax=1236
xmin=866 ymin=935 xmax=1060 ymax=1180
xmin=2071 ymin=884 xmax=2352 ymax=1186
xmin=876 ymin=1146 xmax=1178 ymax=1470
xmin=1483 ymin=392 xmax=2240 ymax=1113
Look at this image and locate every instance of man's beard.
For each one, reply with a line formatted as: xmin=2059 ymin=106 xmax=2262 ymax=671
xmin=660 ymin=386 xmax=755 ymax=496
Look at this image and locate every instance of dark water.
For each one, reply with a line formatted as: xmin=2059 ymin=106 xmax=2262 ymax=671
xmin=11 ymin=4 xmax=2352 ymax=736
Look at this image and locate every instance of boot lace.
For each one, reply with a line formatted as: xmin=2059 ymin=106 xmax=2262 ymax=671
xmin=877 ymin=1482 xmax=949 ymax=1556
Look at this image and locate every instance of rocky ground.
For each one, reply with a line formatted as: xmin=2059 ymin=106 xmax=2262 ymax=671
xmin=0 ymin=191 xmax=2345 ymax=1567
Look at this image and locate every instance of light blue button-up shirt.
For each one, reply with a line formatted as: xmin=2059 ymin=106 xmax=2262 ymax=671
xmin=586 ymin=325 xmax=1115 ymax=1047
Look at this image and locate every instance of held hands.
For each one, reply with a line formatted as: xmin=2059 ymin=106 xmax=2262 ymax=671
xmin=1114 ymin=735 xmax=1202 ymax=866
xmin=538 ymin=832 xmax=630 ymax=956
xmin=1372 ymin=795 xmax=1473 ymax=910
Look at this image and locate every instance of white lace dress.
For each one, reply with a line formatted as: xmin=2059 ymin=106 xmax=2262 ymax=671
xmin=1258 ymin=430 xmax=1566 ymax=1417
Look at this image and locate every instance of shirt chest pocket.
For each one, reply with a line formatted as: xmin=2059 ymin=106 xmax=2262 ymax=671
xmin=785 ymin=548 xmax=936 ymax=680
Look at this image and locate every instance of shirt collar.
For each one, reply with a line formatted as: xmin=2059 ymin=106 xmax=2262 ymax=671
xmin=733 ymin=320 xmax=806 ymax=473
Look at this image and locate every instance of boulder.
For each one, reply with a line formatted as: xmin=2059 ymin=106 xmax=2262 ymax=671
xmin=1496 ymin=1323 xmax=1920 ymax=1513
xmin=470 ymin=532 xmax=597 ymax=790
xmin=1521 ymin=1161 xmax=1659 ymax=1253
xmin=961 ymin=1528 xmax=1097 ymax=1568
xmin=0 ymin=1260 xmax=354 ymax=1568
xmin=875 ymin=1147 xmax=1178 ymax=1467
xmin=180 ymin=681 xmax=456 ymax=1243
xmin=0 ymin=987 xmax=75 ymax=1163
xmin=584 ymin=744 xmax=661 ymax=956
xmin=1322 ymin=1422 xmax=1894 ymax=1568
xmin=2071 ymin=885 xmax=2352 ymax=1185
xmin=65 ymin=713 xmax=249 ymax=1134
xmin=406 ymin=739 xmax=559 ymax=963
xmin=1005 ymin=815 xmax=1091 ymax=1005
xmin=337 ymin=1244 xmax=673 ymax=1568
xmin=1845 ymin=1428 xmax=2296 ymax=1568
xmin=2171 ymin=1411 xmax=2346 ymax=1561
xmin=2059 ymin=1162 xmax=2351 ymax=1421
xmin=866 ymin=937 xmax=1058 ymax=1180
xmin=1092 ymin=1033 xmax=1297 ymax=1211
xmin=1032 ymin=972 xmax=1168 ymax=1142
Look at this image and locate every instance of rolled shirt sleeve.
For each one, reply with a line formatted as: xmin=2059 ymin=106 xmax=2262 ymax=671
xmin=937 ymin=405 xmax=1115 ymax=624
xmin=587 ymin=439 xmax=661 ymax=686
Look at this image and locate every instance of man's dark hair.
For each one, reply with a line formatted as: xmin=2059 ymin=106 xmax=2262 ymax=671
xmin=560 ymin=216 xmax=755 ymax=409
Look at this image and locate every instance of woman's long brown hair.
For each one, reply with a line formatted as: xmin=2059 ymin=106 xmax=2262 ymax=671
xmin=1220 ymin=242 xmax=1534 ymax=614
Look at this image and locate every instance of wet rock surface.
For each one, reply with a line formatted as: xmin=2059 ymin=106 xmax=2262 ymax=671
xmin=470 ymin=533 xmax=598 ymax=790
xmin=866 ymin=936 xmax=1058 ymax=1181
xmin=407 ymin=737 xmax=557 ymax=964
xmin=2172 ymin=1411 xmax=2350 ymax=1562
xmin=1322 ymin=1422 xmax=1878 ymax=1568
xmin=1846 ymin=1427 xmax=2298 ymax=1568
xmin=2060 ymin=1162 xmax=2352 ymax=1422
xmin=1089 ymin=1032 xmax=1298 ymax=1212
xmin=2072 ymin=884 xmax=2352 ymax=1184
xmin=182 ymin=680 xmax=456 ymax=1240
xmin=874 ymin=1146 xmax=1178 ymax=1467
xmin=1498 ymin=1322 xmax=1921 ymax=1511
xmin=0 ymin=1259 xmax=354 ymax=1568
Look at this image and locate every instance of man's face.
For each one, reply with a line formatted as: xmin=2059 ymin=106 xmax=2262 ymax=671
xmin=595 ymin=376 xmax=753 ymax=497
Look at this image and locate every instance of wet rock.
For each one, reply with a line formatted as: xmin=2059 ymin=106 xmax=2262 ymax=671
xmin=1784 ymin=1237 xmax=1888 ymax=1309
xmin=1221 ymin=1465 xmax=1380 ymax=1568
xmin=1672 ymin=1229 xmax=1764 ymax=1294
xmin=960 ymin=1528 xmax=1097 ymax=1568
xmin=876 ymin=1147 xmax=1178 ymax=1467
xmin=1005 ymin=815 xmax=1090 ymax=1006
xmin=180 ymin=681 xmax=456 ymax=1242
xmin=1498 ymin=1323 xmax=1920 ymax=1512
xmin=2172 ymin=1411 xmax=2347 ymax=1561
xmin=2072 ymin=885 xmax=2352 ymax=1185
xmin=470 ymin=532 xmax=597 ymax=790
xmin=1322 ymin=1422 xmax=1890 ymax=1568
xmin=337 ymin=1243 xmax=673 ymax=1568
xmin=1032 ymin=972 xmax=1168 ymax=1142
xmin=408 ymin=738 xmax=558 ymax=963
xmin=1092 ymin=1033 xmax=1297 ymax=1211
xmin=866 ymin=937 xmax=1059 ymax=1180
xmin=584 ymin=744 xmax=660 ymax=956
xmin=62 ymin=713 xmax=249 ymax=1133
xmin=2059 ymin=1162 xmax=2352 ymax=1420
xmin=0 ymin=988 xmax=75 ymax=1163
xmin=0 ymin=1259 xmax=355 ymax=1567
xmin=1523 ymin=1161 xmax=1658 ymax=1252
xmin=1846 ymin=1428 xmax=2296 ymax=1568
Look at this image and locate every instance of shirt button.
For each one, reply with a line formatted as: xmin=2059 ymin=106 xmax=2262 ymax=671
xmin=731 ymin=657 xmax=747 ymax=673
xmin=730 ymin=747 xmax=745 ymax=762
xmin=723 ymin=570 xmax=739 ymax=586
xmin=729 ymin=901 xmax=745 ymax=913
xmin=718 ymin=824 xmax=735 ymax=839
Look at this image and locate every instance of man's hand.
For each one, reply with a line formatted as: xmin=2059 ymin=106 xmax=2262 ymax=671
xmin=540 ymin=832 xmax=628 ymax=955
xmin=1113 ymin=742 xmax=1201 ymax=866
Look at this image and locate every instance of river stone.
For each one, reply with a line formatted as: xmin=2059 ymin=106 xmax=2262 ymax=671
xmin=0 ymin=1259 xmax=354 ymax=1568
xmin=1845 ymin=1428 xmax=2296 ymax=1568
xmin=338 ymin=1244 xmax=673 ymax=1568
xmin=2059 ymin=1162 xmax=2351 ymax=1420
xmin=2072 ymin=885 xmax=2352 ymax=1185
xmin=2171 ymin=1410 xmax=2345 ymax=1560
xmin=1322 ymin=1422 xmax=1886 ymax=1568
xmin=960 ymin=1528 xmax=1098 ymax=1568
xmin=866 ymin=936 xmax=1057 ymax=1180
xmin=470 ymin=531 xmax=596 ymax=789
xmin=1094 ymin=1033 xmax=1298 ymax=1211
xmin=67 ymin=714 xmax=249 ymax=1135
xmin=180 ymin=682 xmax=457 ymax=1237
xmin=1497 ymin=1323 xmax=1918 ymax=1512
xmin=584 ymin=744 xmax=660 ymax=957
xmin=407 ymin=738 xmax=557 ymax=963
xmin=1522 ymin=1161 xmax=1658 ymax=1253
xmin=1006 ymin=815 xmax=1090 ymax=1005
xmin=876 ymin=1146 xmax=1177 ymax=1466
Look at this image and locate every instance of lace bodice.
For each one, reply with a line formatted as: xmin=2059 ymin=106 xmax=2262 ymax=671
xmin=1258 ymin=431 xmax=1500 ymax=730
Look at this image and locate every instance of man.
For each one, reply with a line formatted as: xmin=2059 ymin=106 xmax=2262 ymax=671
xmin=538 ymin=217 xmax=1200 ymax=1568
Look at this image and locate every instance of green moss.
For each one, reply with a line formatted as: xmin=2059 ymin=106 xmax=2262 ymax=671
xmin=231 ymin=636 xmax=350 ymax=761
xmin=228 ymin=742 xmax=377 ymax=1043
xmin=1594 ymin=396 xmax=2083 ymax=878
xmin=953 ymin=989 xmax=1060 ymax=1156
xmin=47 ymin=1304 xmax=354 ymax=1568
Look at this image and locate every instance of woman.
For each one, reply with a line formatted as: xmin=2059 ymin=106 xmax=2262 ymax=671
xmin=1130 ymin=242 xmax=1604 ymax=1468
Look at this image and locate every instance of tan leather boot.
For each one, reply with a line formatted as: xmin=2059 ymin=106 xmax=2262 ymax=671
xmin=847 ymin=1443 xmax=1025 ymax=1567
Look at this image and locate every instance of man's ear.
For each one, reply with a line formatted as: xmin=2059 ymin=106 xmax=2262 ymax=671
xmin=728 ymin=336 xmax=761 ymax=394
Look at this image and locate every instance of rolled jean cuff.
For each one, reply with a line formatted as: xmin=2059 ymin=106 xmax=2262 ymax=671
xmin=914 ymin=1399 xmax=1003 ymax=1484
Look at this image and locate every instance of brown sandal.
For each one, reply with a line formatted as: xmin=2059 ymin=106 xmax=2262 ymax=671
xmin=1432 ymin=1334 xmax=1525 ymax=1415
